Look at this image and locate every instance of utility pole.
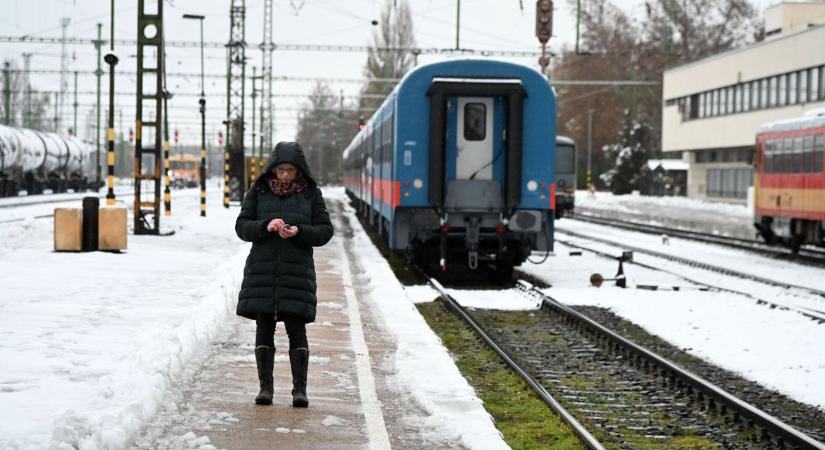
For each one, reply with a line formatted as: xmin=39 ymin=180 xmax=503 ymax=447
xmin=104 ymin=0 xmax=118 ymax=205
xmin=225 ymin=0 xmax=247 ymax=207
xmin=587 ymin=109 xmax=594 ymax=192
xmin=59 ymin=17 xmax=70 ymax=134
xmin=2 ymin=62 xmax=10 ymax=126
xmin=22 ymin=53 xmax=32 ymax=128
xmin=261 ymin=0 xmax=274 ymax=155
xmin=455 ymin=0 xmax=461 ymax=50
xmin=183 ymin=13 xmax=205 ymax=217
xmin=72 ymin=71 xmax=78 ymax=136
xmin=250 ymin=66 xmax=260 ymax=183
xmin=53 ymin=92 xmax=59 ymax=131
xmin=133 ymin=0 xmax=165 ymax=234
xmin=95 ymin=23 xmax=103 ymax=190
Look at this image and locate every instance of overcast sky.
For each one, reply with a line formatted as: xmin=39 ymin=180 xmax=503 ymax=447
xmin=1 ymin=0 xmax=776 ymax=147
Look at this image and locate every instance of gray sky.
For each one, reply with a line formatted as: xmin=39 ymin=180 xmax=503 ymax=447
xmin=1 ymin=0 xmax=776 ymax=146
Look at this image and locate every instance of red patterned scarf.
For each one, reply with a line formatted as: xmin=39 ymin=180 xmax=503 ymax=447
xmin=268 ymin=178 xmax=308 ymax=197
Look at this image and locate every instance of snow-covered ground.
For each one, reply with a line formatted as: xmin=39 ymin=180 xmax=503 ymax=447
xmin=574 ymin=190 xmax=754 ymax=239
xmin=433 ymin=198 xmax=825 ymax=412
xmin=0 ymin=186 xmax=504 ymax=450
xmin=0 ymin=188 xmax=246 ymax=449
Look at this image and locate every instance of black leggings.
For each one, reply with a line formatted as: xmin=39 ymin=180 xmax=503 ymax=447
xmin=255 ymin=312 xmax=308 ymax=351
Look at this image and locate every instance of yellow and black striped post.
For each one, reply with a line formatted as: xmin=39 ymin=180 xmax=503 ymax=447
xmin=103 ymin=52 xmax=118 ymax=206
xmin=223 ymin=147 xmax=230 ymax=208
xmin=163 ymin=138 xmax=171 ymax=216
xmin=162 ymin=92 xmax=171 ymax=216
xmin=199 ymin=97 xmax=207 ymax=217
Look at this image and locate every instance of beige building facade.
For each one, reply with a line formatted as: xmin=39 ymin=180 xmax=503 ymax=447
xmin=661 ymin=1 xmax=825 ymax=202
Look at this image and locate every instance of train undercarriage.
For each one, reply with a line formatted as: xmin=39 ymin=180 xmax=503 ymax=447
xmin=755 ymin=216 xmax=825 ymax=252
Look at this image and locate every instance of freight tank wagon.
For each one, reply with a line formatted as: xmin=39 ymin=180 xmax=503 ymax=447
xmin=343 ymin=59 xmax=557 ymax=275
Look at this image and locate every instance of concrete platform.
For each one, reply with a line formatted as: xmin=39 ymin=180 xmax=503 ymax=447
xmin=132 ymin=202 xmax=467 ymax=450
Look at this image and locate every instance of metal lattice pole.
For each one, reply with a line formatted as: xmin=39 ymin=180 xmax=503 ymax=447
xmin=225 ymin=0 xmax=246 ymax=207
xmin=134 ymin=0 xmax=164 ymax=234
xmin=262 ymin=0 xmax=273 ymax=155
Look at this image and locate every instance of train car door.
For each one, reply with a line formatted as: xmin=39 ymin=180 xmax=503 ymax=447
xmin=454 ymin=97 xmax=493 ymax=180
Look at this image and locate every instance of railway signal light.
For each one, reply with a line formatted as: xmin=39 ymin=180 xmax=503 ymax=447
xmin=128 ymin=128 xmax=134 ymax=143
xmin=535 ymin=0 xmax=553 ymax=44
xmin=217 ymin=131 xmax=224 ymax=145
xmin=174 ymin=129 xmax=180 ymax=143
xmin=358 ymin=116 xmax=365 ymax=131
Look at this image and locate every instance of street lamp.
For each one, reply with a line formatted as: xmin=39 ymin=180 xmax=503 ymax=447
xmin=182 ymin=13 xmax=206 ymax=217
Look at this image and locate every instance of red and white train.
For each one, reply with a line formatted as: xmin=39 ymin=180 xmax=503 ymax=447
xmin=754 ymin=109 xmax=825 ymax=251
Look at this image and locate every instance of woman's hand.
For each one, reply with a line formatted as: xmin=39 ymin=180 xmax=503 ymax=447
xmin=278 ymin=225 xmax=299 ymax=239
xmin=267 ymin=218 xmax=285 ymax=232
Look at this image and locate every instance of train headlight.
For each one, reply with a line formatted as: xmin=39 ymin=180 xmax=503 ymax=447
xmin=526 ymin=180 xmax=538 ymax=192
xmin=413 ymin=178 xmax=423 ymax=189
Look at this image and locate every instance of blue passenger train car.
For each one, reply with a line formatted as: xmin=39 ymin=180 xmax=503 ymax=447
xmin=343 ymin=58 xmax=556 ymax=275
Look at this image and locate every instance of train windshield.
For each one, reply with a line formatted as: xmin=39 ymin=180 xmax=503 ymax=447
xmin=556 ymin=144 xmax=575 ymax=174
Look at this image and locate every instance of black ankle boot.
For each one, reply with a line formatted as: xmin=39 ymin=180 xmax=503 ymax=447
xmin=254 ymin=345 xmax=275 ymax=405
xmin=289 ymin=348 xmax=309 ymax=407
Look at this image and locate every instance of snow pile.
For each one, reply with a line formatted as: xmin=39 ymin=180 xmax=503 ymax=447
xmin=576 ymin=189 xmax=750 ymax=218
xmin=328 ymin=188 xmax=509 ymax=450
xmin=0 ymin=193 xmax=247 ymax=450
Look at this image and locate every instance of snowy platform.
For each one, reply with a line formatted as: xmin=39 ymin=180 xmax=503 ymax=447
xmin=0 ymin=188 xmax=505 ymax=450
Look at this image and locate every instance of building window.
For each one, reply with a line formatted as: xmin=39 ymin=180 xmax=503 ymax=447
xmin=800 ymin=70 xmax=809 ymax=103
xmin=720 ymin=89 xmax=728 ymax=115
xmin=689 ymin=94 xmax=699 ymax=119
xmin=810 ymin=68 xmax=819 ymax=101
xmin=761 ymin=79 xmax=770 ymax=108
xmin=778 ymin=74 xmax=787 ymax=106
xmin=788 ymin=72 xmax=798 ymax=105
xmin=817 ymin=66 xmax=825 ymax=100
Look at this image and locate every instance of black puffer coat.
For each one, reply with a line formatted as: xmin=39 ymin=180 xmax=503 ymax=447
xmin=235 ymin=142 xmax=334 ymax=323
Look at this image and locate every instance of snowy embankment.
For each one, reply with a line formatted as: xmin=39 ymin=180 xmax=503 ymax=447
xmin=0 ymin=190 xmax=246 ymax=449
xmin=574 ymin=190 xmax=754 ymax=239
xmin=327 ymin=188 xmax=510 ymax=450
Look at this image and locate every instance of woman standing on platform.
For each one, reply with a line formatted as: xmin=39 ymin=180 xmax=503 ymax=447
xmin=235 ymin=141 xmax=334 ymax=407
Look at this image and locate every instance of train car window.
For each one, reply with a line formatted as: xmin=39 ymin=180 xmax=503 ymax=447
xmin=792 ymin=136 xmax=803 ymax=173
xmin=464 ymin=103 xmax=486 ymax=141
xmin=556 ymin=145 xmax=575 ymax=173
xmin=815 ymin=134 xmax=824 ymax=173
xmin=803 ymin=136 xmax=814 ymax=173
xmin=767 ymin=140 xmax=777 ymax=173
xmin=782 ymin=137 xmax=793 ymax=173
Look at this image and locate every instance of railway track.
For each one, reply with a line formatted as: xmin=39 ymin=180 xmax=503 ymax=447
xmin=552 ymin=232 xmax=825 ymax=323
xmin=570 ymin=213 xmax=825 ymax=265
xmin=555 ymin=225 xmax=825 ymax=301
xmin=426 ymin=277 xmax=825 ymax=449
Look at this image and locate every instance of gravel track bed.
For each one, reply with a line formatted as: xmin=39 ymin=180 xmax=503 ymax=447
xmin=470 ymin=305 xmax=823 ymax=449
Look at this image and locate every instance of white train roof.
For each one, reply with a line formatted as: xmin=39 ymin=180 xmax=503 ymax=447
xmin=757 ymin=108 xmax=825 ymax=134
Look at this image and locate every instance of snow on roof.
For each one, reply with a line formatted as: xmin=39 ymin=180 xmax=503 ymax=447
xmin=647 ymin=159 xmax=689 ymax=171
xmin=757 ymin=108 xmax=825 ymax=134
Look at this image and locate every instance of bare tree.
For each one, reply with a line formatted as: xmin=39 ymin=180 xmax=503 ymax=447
xmin=552 ymin=0 xmax=759 ymax=189
xmin=295 ymin=82 xmax=359 ymax=184
xmin=359 ymin=0 xmax=417 ymax=110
